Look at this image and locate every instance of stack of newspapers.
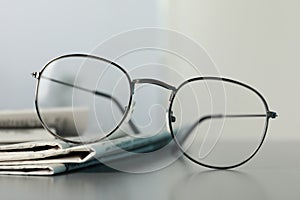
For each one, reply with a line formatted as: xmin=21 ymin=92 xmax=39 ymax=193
xmin=0 ymin=109 xmax=171 ymax=175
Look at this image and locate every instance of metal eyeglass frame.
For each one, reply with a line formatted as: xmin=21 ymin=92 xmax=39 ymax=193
xmin=32 ymin=54 xmax=277 ymax=169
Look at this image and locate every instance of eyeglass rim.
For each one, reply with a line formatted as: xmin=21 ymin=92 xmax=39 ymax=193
xmin=34 ymin=53 xmax=135 ymax=144
xmin=34 ymin=54 xmax=275 ymax=169
xmin=167 ymin=76 xmax=271 ymax=169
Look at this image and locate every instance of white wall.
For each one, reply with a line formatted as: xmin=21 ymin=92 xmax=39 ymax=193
xmin=0 ymin=0 xmax=163 ymax=109
xmin=1 ymin=0 xmax=298 ymax=140
xmin=166 ymin=0 xmax=300 ymax=140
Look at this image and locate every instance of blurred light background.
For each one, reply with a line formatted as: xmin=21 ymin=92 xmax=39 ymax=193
xmin=0 ymin=0 xmax=299 ymax=140
xmin=0 ymin=0 xmax=165 ymax=109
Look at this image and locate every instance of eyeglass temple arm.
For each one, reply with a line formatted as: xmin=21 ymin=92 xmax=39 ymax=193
xmin=173 ymin=111 xmax=278 ymax=139
xmin=37 ymin=76 xmax=140 ymax=134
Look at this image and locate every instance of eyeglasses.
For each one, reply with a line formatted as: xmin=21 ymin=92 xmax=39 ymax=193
xmin=31 ymin=54 xmax=277 ymax=169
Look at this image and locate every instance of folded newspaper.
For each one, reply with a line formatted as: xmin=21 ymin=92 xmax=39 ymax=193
xmin=0 ymin=109 xmax=172 ymax=175
xmin=0 ymin=131 xmax=171 ymax=175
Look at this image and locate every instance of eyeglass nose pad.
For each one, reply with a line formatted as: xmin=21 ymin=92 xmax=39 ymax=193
xmin=166 ymin=110 xmax=176 ymax=131
xmin=169 ymin=110 xmax=176 ymax=123
xmin=124 ymin=101 xmax=136 ymax=123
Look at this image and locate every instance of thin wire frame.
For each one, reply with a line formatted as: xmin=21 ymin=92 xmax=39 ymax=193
xmin=32 ymin=54 xmax=277 ymax=169
xmin=33 ymin=54 xmax=135 ymax=144
xmin=167 ymin=77 xmax=276 ymax=169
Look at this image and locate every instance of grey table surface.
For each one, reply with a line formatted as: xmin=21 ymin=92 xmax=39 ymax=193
xmin=0 ymin=139 xmax=299 ymax=200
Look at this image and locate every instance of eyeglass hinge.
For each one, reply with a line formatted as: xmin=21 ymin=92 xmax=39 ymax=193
xmin=267 ymin=111 xmax=278 ymax=119
xmin=31 ymin=72 xmax=40 ymax=79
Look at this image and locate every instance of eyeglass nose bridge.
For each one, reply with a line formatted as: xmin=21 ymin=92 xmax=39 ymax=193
xmin=131 ymin=78 xmax=177 ymax=93
xmin=131 ymin=78 xmax=177 ymax=124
